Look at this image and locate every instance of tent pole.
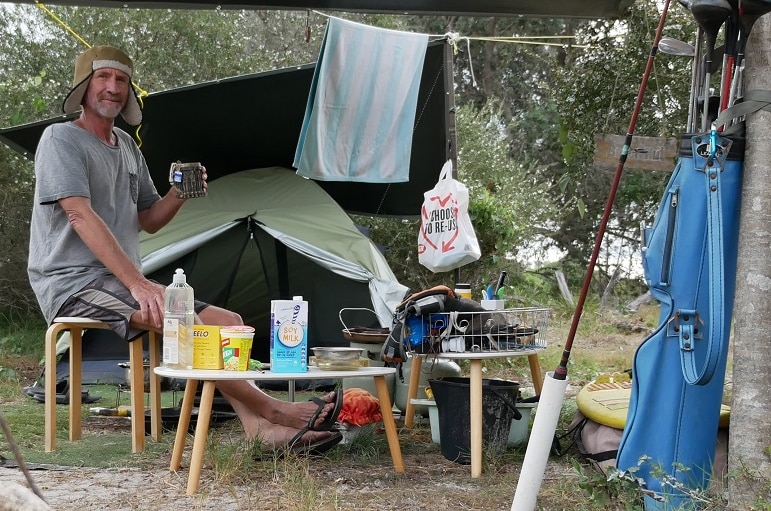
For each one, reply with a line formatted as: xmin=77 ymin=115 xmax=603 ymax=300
xmin=275 ymin=242 xmax=289 ymax=298
xmin=443 ymin=37 xmax=462 ymax=287
xmin=443 ymin=38 xmax=458 ymax=178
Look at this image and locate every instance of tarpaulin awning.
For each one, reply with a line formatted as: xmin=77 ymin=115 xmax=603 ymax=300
xmin=0 ymin=42 xmax=450 ymax=217
xmin=10 ymin=0 xmax=635 ymax=19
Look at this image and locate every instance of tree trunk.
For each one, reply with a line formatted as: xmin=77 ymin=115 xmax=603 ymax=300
xmin=727 ymin=13 xmax=771 ymax=510
xmin=600 ymin=265 xmax=622 ymax=310
xmin=626 ymin=290 xmax=652 ymax=312
xmin=554 ymin=271 xmax=574 ymax=306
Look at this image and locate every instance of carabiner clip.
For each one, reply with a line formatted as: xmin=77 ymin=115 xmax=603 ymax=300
xmin=709 ymin=123 xmax=718 ymax=160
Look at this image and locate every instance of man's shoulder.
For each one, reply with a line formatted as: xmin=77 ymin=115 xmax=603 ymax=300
xmin=113 ymin=126 xmax=134 ymax=141
xmin=43 ymin=120 xmax=75 ymax=134
xmin=40 ymin=121 xmax=79 ymax=142
xmin=36 ymin=122 xmax=80 ymax=160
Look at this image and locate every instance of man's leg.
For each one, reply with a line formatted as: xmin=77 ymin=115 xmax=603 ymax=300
xmin=60 ymin=275 xmax=338 ymax=444
xmin=197 ymin=305 xmax=340 ymax=434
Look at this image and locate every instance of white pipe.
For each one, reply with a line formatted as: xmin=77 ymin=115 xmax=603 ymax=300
xmin=510 ymin=371 xmax=569 ymax=511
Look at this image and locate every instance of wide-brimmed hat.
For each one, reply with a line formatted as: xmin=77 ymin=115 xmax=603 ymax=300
xmin=62 ymin=45 xmax=142 ymax=126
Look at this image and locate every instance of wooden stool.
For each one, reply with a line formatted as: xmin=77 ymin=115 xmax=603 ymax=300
xmin=44 ymin=317 xmax=162 ymax=453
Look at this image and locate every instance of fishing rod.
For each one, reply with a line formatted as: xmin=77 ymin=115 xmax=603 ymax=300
xmin=511 ymin=3 xmax=674 ymax=510
xmin=553 ymin=0 xmax=673 ymax=381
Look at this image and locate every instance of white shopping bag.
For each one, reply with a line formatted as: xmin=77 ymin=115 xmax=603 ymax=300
xmin=417 ymin=160 xmax=481 ymax=272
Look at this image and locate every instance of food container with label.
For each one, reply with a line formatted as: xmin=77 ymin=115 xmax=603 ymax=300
xmin=220 ymin=326 xmax=255 ymax=371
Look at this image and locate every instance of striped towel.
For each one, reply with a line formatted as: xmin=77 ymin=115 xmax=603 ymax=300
xmin=293 ymin=17 xmax=428 ymax=183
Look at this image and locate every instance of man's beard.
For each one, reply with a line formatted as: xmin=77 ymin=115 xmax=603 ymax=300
xmin=94 ymin=97 xmax=123 ymax=119
xmin=95 ymin=103 xmax=122 ymax=119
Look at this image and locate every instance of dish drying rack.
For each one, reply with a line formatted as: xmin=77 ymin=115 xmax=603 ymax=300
xmin=405 ymin=307 xmax=550 ymax=354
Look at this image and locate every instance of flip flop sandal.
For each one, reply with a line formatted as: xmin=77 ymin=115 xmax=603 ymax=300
xmin=291 ymin=431 xmax=343 ymax=456
xmin=254 ymin=431 xmax=343 ymax=461
xmin=307 ymin=390 xmax=344 ymax=432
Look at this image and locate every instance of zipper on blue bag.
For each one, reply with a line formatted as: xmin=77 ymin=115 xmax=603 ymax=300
xmin=660 ymin=187 xmax=678 ymax=286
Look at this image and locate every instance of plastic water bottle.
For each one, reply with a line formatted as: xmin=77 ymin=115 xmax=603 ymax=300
xmin=163 ymin=268 xmax=194 ymax=370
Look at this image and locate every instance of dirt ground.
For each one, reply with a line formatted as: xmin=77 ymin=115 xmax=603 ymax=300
xmin=0 ymin=314 xmax=651 ymax=511
xmin=0 ymin=444 xmax=586 ymax=511
xmin=0 ymin=381 xmax=591 ymax=511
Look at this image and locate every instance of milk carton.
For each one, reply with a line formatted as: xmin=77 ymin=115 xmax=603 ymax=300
xmin=270 ymin=296 xmax=308 ymax=373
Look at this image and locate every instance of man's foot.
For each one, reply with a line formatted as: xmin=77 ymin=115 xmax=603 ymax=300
xmin=244 ymin=415 xmax=334 ymax=446
xmin=270 ymin=391 xmax=341 ymax=431
xmin=304 ymin=391 xmax=344 ymax=432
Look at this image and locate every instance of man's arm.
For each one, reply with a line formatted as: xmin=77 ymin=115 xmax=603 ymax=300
xmin=137 ymin=187 xmax=187 ymax=234
xmin=138 ymin=165 xmax=207 ymax=233
xmin=59 ymin=195 xmax=166 ymax=327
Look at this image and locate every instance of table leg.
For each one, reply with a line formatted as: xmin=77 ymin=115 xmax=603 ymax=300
xmin=403 ymin=354 xmax=424 ymax=428
xmin=187 ymin=380 xmax=215 ymax=495
xmin=373 ymin=375 xmax=405 ymax=473
xmin=469 ymin=359 xmax=483 ymax=478
xmin=170 ymin=379 xmax=198 ymax=471
xmin=288 ymin=380 xmax=296 ymax=402
xmin=528 ymin=354 xmax=543 ymax=396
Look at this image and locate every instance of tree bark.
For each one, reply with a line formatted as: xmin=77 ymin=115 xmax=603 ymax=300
xmin=554 ymin=271 xmax=575 ymax=306
xmin=727 ymin=13 xmax=771 ymax=510
xmin=626 ymin=290 xmax=652 ymax=312
xmin=600 ymin=265 xmax=622 ymax=310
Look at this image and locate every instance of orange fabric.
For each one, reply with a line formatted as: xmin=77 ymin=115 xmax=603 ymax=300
xmin=338 ymin=388 xmax=382 ymax=426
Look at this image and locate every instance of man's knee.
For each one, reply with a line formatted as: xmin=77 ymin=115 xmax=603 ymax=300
xmin=199 ymin=305 xmax=243 ymax=326
xmin=223 ymin=310 xmax=243 ymax=326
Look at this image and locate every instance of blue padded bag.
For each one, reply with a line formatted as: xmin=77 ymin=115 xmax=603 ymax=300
xmin=616 ymin=133 xmax=743 ymax=510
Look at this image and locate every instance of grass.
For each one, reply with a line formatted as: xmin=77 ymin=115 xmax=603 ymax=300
xmin=0 ymin=304 xmax=761 ymax=511
xmin=0 ymin=308 xmax=630 ymax=511
xmin=2 ymin=383 xmax=180 ymax=468
xmin=0 ymin=312 xmax=47 ymax=357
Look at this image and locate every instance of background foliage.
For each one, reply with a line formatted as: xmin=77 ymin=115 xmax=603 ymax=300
xmin=0 ymin=2 xmax=697 ymax=321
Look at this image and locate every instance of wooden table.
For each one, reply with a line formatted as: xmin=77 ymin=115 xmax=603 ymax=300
xmin=154 ymin=365 xmax=402 ymax=494
xmin=403 ymin=349 xmax=543 ymax=478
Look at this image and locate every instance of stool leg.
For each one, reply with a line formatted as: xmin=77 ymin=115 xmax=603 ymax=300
xmin=148 ymin=332 xmax=162 ymax=441
xmin=129 ymin=340 xmax=146 ymax=453
xmin=69 ymin=327 xmax=83 ymax=442
xmin=45 ymin=323 xmax=67 ymax=452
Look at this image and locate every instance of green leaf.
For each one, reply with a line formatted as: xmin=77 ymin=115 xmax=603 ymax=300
xmin=559 ymin=123 xmax=569 ymax=145
xmin=577 ymin=198 xmax=586 ymax=218
xmin=558 ymin=173 xmax=571 ymax=194
xmin=562 ymin=143 xmax=576 ymax=164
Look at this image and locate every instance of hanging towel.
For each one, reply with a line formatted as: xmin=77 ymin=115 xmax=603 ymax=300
xmin=293 ymin=17 xmax=428 ymax=183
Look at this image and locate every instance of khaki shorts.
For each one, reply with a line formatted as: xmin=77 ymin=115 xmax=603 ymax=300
xmin=57 ymin=274 xmax=209 ymax=341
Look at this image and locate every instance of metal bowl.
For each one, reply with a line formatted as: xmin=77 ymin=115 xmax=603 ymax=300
xmin=311 ymin=347 xmax=367 ymax=370
xmin=312 ymin=347 xmax=366 ymax=360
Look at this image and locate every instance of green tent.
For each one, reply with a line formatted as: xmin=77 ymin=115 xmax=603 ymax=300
xmin=141 ymin=167 xmax=407 ymax=361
